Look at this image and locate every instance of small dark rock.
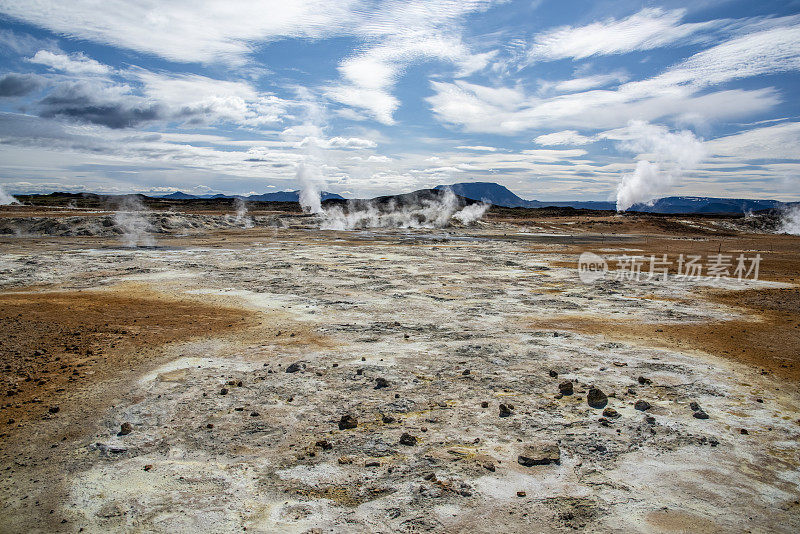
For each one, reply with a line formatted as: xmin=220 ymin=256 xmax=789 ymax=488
xmin=365 ymin=460 xmax=380 ymax=467
xmin=48 ymin=406 xmax=59 ymax=414
xmin=517 ymin=491 xmax=526 ymax=497
xmin=220 ymin=388 xmax=228 ymax=395
xmin=518 ymin=443 xmax=560 ymax=466
xmin=587 ymin=388 xmax=608 ymax=409
xmin=338 ymin=414 xmax=358 ymax=430
xmin=399 ymin=433 xmax=417 ymax=446
xmin=645 ymin=415 xmax=656 ymax=424
xmin=693 ymin=410 xmax=709 ymax=420
xmin=315 ymin=439 xmax=333 ymax=450
xmin=375 ymin=377 xmax=390 ymax=389
xmin=117 ymin=422 xmax=133 ymax=436
xmin=634 ymin=400 xmax=651 ymax=411
xmin=638 ymin=376 xmax=652 ymax=385
xmin=481 ymin=401 xmax=489 ymax=408
xmin=462 ymin=369 xmax=471 ymax=376
xmin=602 ymin=407 xmax=620 ymax=418
xmin=382 ymin=414 xmax=396 ymax=424
xmin=250 ymin=412 xmax=260 ymax=417
xmin=548 ymin=370 xmax=558 ymax=378
xmin=499 ymin=403 xmax=514 ymax=417
xmin=285 ymin=362 xmax=302 ymax=373
xmin=689 ymin=401 xmax=701 ymax=412
xmin=558 ymin=381 xmax=574 ymax=395
xmin=740 ymin=428 xmax=749 ymax=435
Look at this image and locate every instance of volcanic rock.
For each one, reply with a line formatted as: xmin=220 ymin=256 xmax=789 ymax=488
xmin=338 ymin=414 xmax=358 ymax=430
xmin=117 ymin=422 xmax=133 ymax=436
xmin=602 ymin=407 xmax=620 ymax=418
xmin=375 ymin=377 xmax=390 ymax=389
xmin=518 ymin=443 xmax=560 ymax=466
xmin=693 ymin=410 xmax=709 ymax=419
xmin=399 ymin=433 xmax=417 ymax=446
xmin=587 ymin=388 xmax=608 ymax=408
xmin=499 ymin=403 xmax=514 ymax=417
xmin=634 ymin=400 xmax=651 ymax=411
xmin=285 ymin=362 xmax=302 ymax=373
xmin=559 ymin=381 xmax=574 ymax=395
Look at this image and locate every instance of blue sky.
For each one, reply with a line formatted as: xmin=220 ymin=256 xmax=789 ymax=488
xmin=0 ymin=0 xmax=799 ymax=204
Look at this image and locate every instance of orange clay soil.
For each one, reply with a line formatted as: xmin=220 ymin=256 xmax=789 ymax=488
xmin=0 ymin=286 xmax=255 ymax=437
xmin=533 ymin=287 xmax=800 ymax=382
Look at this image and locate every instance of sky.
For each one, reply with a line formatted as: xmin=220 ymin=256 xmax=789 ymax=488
xmin=0 ymin=0 xmax=799 ymax=203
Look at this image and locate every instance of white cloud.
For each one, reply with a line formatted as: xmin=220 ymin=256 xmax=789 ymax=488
xmin=552 ymin=72 xmax=628 ymax=92
xmin=454 ymin=145 xmax=498 ymax=151
xmin=524 ymin=8 xmax=720 ymax=63
xmin=534 ymin=130 xmax=594 ymax=146
xmin=705 ymin=122 xmax=800 ymax=161
xmin=29 ymin=50 xmax=111 ymax=75
xmin=0 ymin=0 xmax=360 ymax=64
xmin=299 ymin=136 xmax=377 ymax=149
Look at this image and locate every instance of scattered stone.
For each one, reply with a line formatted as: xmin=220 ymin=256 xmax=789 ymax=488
xmin=481 ymin=401 xmax=489 ymax=408
xmin=399 ymin=433 xmax=417 ymax=446
xmin=250 ymin=411 xmax=260 ymax=417
xmin=375 ymin=377 xmax=390 ymax=389
xmin=693 ymin=410 xmax=709 ymax=420
xmin=117 ymin=422 xmax=133 ymax=436
xmin=285 ymin=362 xmax=302 ymax=373
xmin=517 ymin=491 xmax=527 ymax=497
xmin=338 ymin=456 xmax=353 ymax=465
xmin=315 ymin=439 xmax=333 ymax=450
xmin=462 ymin=369 xmax=471 ymax=376
xmin=602 ymin=407 xmax=620 ymax=418
xmin=634 ymin=400 xmax=651 ymax=411
xmin=638 ymin=376 xmax=652 ymax=385
xmin=356 ymin=369 xmax=363 ymax=376
xmin=689 ymin=401 xmax=701 ymax=412
xmin=612 ymin=361 xmax=627 ymax=367
xmin=548 ymin=369 xmax=558 ymax=378
xmin=499 ymin=403 xmax=514 ymax=417
xmin=645 ymin=415 xmax=656 ymax=424
xmin=518 ymin=443 xmax=560 ymax=466
xmin=365 ymin=460 xmax=380 ymax=467
xmin=338 ymin=414 xmax=358 ymax=430
xmin=559 ymin=381 xmax=574 ymax=395
xmin=48 ymin=406 xmax=59 ymax=414
xmin=382 ymin=414 xmax=396 ymax=424
xmin=143 ymin=464 xmax=153 ymax=471
xmin=740 ymin=428 xmax=749 ymax=435
xmin=587 ymin=388 xmax=608 ymax=409
xmin=219 ymin=388 xmax=228 ymax=395
xmin=206 ymin=424 xmax=214 ymax=429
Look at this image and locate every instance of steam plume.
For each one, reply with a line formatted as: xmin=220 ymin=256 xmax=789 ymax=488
xmin=114 ymin=195 xmax=155 ymax=247
xmin=297 ymin=163 xmax=323 ymax=214
xmin=780 ymin=205 xmax=800 ymax=235
xmin=319 ymin=189 xmax=489 ymax=230
xmin=0 ymin=185 xmax=19 ymax=205
xmin=234 ymin=197 xmax=253 ymax=228
xmin=615 ymin=121 xmax=705 ymax=211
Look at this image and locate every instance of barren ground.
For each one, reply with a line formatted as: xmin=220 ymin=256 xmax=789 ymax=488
xmin=1 ymin=207 xmax=798 ymax=533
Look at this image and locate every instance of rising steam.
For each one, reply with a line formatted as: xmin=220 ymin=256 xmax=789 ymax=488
xmin=317 ymin=189 xmax=489 ymax=230
xmin=233 ymin=197 xmax=253 ymax=228
xmin=780 ymin=205 xmax=800 ymax=235
xmin=114 ymin=196 xmax=155 ymax=247
xmin=615 ymin=121 xmax=705 ymax=211
xmin=0 ymin=185 xmax=19 ymax=205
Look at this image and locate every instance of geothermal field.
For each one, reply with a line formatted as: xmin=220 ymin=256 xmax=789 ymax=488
xmin=1 ymin=197 xmax=799 ymax=533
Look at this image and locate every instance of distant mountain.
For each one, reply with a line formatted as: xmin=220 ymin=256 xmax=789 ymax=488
xmin=628 ymin=196 xmax=791 ymax=214
xmin=435 ymin=182 xmax=615 ymax=210
xmin=161 ymin=191 xmax=198 ymax=199
xmin=246 ymin=191 xmax=344 ymax=202
xmin=435 ymin=182 xmax=532 ymax=207
xmin=157 ymin=190 xmax=345 ymax=202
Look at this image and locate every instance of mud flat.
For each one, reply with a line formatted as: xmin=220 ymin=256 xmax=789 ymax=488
xmin=1 ymin=218 xmax=799 ymax=533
